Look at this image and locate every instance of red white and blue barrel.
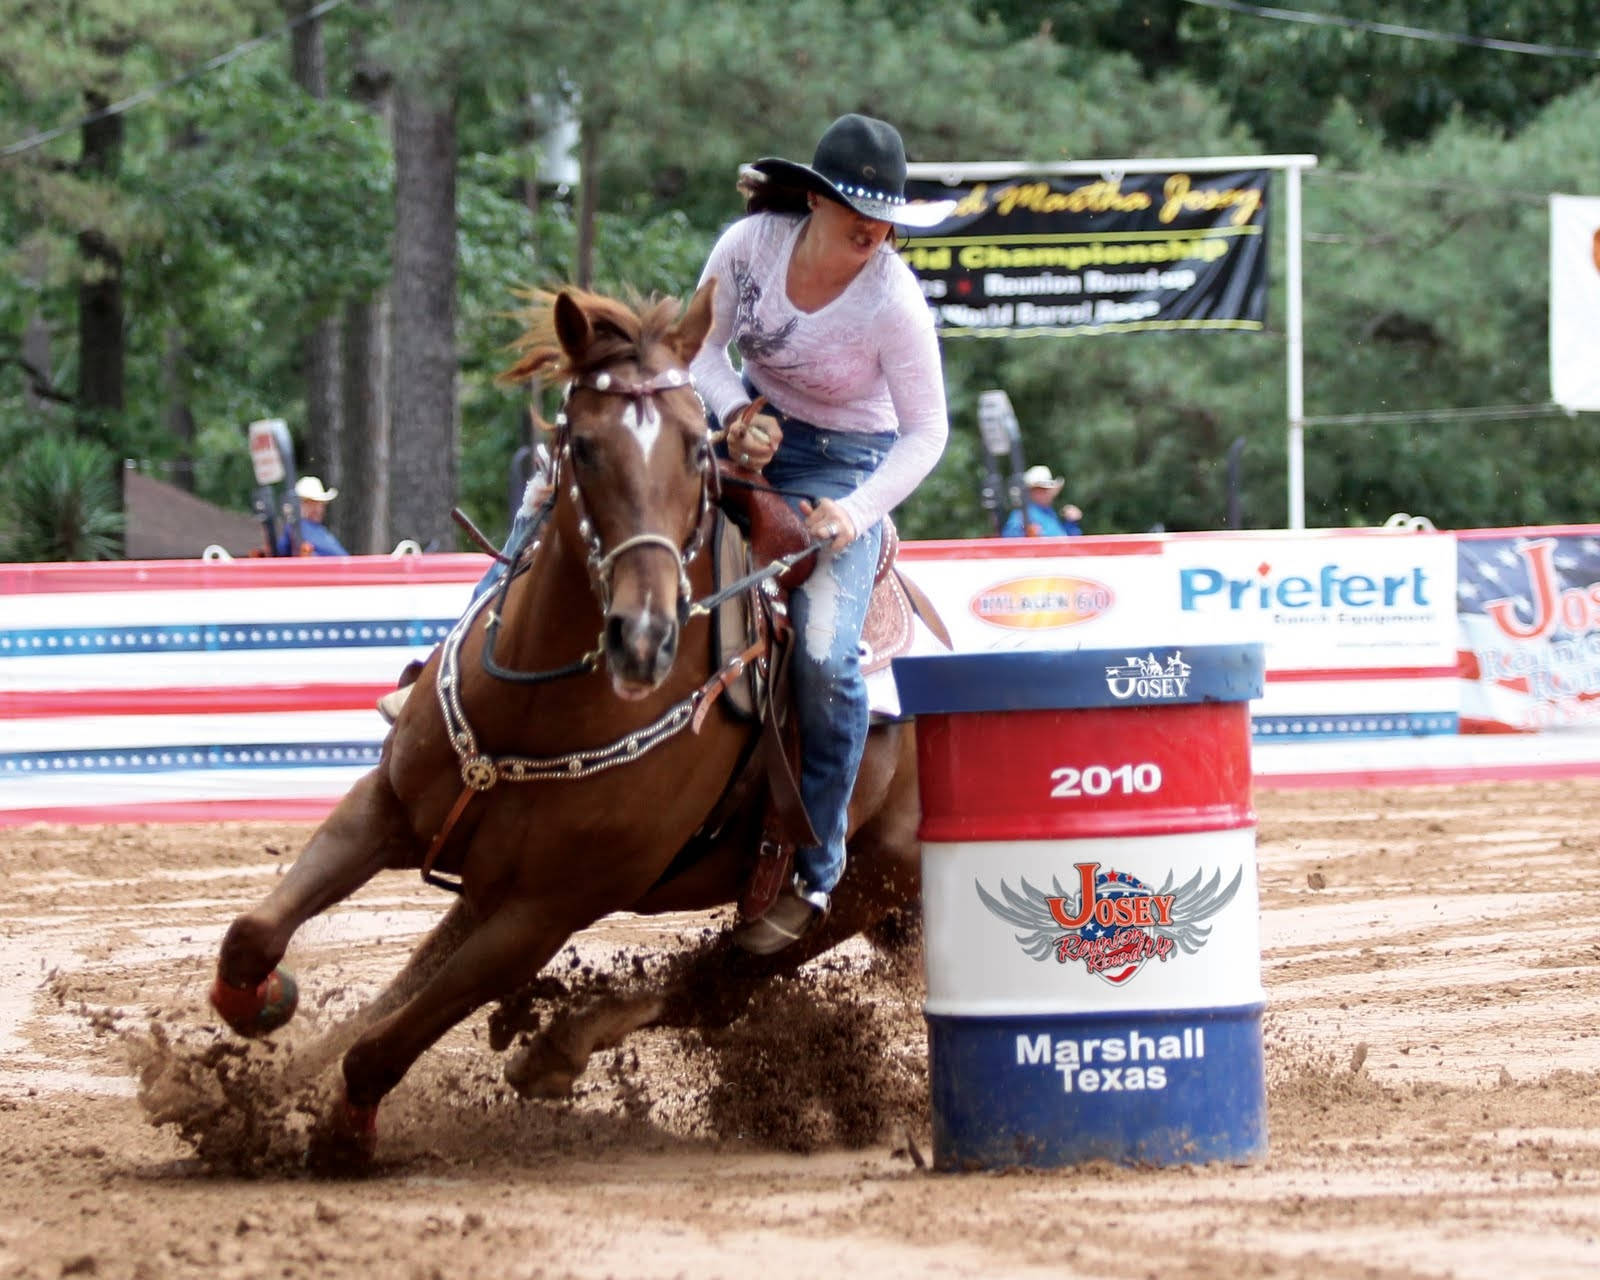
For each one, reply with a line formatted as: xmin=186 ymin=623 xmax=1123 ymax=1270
xmin=891 ymin=644 xmax=1266 ymax=1170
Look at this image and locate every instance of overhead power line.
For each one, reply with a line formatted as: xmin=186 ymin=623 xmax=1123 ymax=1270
xmin=1 ymin=0 xmax=348 ymax=160
xmin=1181 ymin=0 xmax=1600 ymax=60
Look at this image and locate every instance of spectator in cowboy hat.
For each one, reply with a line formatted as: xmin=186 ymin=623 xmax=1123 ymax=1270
xmin=1003 ymin=464 xmax=1082 ymax=537
xmin=278 ymin=475 xmax=349 ymax=556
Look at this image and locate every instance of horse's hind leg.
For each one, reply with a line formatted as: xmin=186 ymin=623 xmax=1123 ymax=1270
xmin=501 ymin=724 xmax=922 ymax=1096
xmin=290 ymin=898 xmax=479 ymax=1084
xmin=314 ymin=897 xmax=573 ymax=1166
xmin=212 ymin=769 xmax=416 ymax=1037
xmin=503 ymin=991 xmax=664 ymax=1099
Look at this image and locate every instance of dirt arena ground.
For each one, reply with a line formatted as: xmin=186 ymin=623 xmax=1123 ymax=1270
xmin=4 ymin=779 xmax=1600 ymax=1279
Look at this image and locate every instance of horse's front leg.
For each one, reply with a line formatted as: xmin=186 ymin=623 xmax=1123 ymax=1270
xmin=212 ymin=768 xmax=417 ymax=1037
xmin=311 ymin=895 xmax=574 ymax=1169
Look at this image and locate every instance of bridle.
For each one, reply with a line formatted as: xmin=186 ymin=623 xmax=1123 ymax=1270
xmin=564 ymin=364 xmax=715 ymax=623
xmin=479 ymin=359 xmax=716 ymax=685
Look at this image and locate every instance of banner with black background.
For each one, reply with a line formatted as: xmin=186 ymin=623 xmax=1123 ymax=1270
xmin=902 ymin=170 xmax=1271 ymax=337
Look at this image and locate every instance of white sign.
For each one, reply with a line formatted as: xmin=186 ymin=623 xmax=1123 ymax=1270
xmin=897 ymin=531 xmax=1457 ymax=671
xmin=247 ymin=418 xmax=288 ymax=486
xmin=1550 ymin=194 xmax=1600 ymax=413
xmin=976 ymin=389 xmax=1020 ymax=457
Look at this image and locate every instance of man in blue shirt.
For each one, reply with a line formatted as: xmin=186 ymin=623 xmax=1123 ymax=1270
xmin=278 ymin=475 xmax=349 ymax=556
xmin=1002 ymin=465 xmax=1082 ymax=537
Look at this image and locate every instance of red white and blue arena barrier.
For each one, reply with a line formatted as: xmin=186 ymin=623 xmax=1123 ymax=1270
xmin=0 ymin=556 xmax=479 ymax=825
xmin=5 ymin=523 xmax=1600 ymax=826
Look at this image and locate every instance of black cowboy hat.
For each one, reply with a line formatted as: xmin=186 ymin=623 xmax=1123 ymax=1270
xmin=747 ymin=114 xmax=956 ymax=229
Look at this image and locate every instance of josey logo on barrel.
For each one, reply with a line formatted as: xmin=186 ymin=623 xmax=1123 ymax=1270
xmin=976 ymin=861 xmax=1241 ymax=986
xmin=1104 ymin=651 xmax=1191 ymax=699
xmin=970 ymin=575 xmax=1112 ymax=630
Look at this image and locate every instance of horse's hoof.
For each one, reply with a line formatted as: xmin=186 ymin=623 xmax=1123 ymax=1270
xmin=209 ymin=968 xmax=299 ymax=1038
xmin=503 ymin=1039 xmax=577 ymax=1099
xmin=308 ymin=1097 xmax=379 ymax=1174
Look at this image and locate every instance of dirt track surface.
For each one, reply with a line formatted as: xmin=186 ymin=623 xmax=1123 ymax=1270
xmin=4 ymin=780 xmax=1600 ymax=1279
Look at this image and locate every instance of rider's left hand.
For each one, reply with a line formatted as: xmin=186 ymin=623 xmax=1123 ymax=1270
xmin=800 ymin=498 xmax=856 ymax=553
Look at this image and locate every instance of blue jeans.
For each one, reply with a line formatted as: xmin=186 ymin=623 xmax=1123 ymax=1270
xmin=760 ymin=415 xmax=894 ymax=897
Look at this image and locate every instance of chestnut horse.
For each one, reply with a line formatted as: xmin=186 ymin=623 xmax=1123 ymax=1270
xmin=207 ymin=280 xmax=921 ymax=1164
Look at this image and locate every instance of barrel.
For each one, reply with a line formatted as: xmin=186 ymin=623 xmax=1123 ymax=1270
xmin=891 ymin=644 xmax=1267 ymax=1170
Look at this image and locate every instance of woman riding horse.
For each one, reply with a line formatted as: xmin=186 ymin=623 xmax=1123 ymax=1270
xmin=694 ymin=113 xmax=953 ymax=953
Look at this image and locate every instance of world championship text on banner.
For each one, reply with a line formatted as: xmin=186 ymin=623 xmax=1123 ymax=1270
xmin=1457 ymin=531 xmax=1600 ymax=732
xmin=902 ymin=170 xmax=1270 ymax=337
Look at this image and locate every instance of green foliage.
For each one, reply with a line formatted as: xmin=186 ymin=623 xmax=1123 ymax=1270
xmin=0 ymin=434 xmax=125 ymax=562
xmin=1 ymin=0 xmax=1597 ymax=560
xmin=1168 ymin=0 xmax=1600 ymax=152
xmin=0 ymin=4 xmax=394 ymax=522
xmin=452 ymin=146 xmax=717 ymax=542
xmin=1279 ymin=77 xmax=1600 ymax=529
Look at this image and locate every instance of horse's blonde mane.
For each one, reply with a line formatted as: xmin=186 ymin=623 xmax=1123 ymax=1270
xmin=497 ymin=286 xmax=686 ymax=388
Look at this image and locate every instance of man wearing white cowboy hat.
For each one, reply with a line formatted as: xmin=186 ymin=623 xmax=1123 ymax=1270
xmin=1002 ymin=464 xmax=1082 ymax=537
xmin=278 ymin=475 xmax=350 ymax=556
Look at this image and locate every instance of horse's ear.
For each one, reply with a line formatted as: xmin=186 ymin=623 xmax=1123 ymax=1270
xmin=553 ymin=290 xmax=593 ymax=362
xmin=666 ymin=276 xmax=718 ymax=365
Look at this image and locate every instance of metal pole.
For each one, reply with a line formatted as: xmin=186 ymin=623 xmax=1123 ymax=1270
xmin=1286 ymin=163 xmax=1306 ymax=530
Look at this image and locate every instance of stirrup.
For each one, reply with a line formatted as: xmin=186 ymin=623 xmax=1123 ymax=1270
xmin=733 ymin=875 xmax=830 ymax=956
xmin=377 ymin=683 xmax=414 ymax=725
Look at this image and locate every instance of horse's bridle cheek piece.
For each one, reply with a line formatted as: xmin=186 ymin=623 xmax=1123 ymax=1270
xmin=559 ymin=363 xmax=712 ymax=627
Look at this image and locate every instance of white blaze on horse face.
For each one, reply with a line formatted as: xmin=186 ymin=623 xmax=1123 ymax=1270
xmin=618 ymin=397 xmax=663 ymax=455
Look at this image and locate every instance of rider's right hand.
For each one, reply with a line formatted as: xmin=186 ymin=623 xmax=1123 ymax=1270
xmin=727 ymin=404 xmax=783 ymax=470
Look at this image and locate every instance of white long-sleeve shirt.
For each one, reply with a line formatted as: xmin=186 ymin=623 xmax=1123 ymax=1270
xmin=690 ymin=212 xmax=949 ymax=535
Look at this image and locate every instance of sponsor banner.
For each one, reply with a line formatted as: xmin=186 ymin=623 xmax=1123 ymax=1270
xmin=1550 ymin=194 xmax=1600 ymax=412
xmin=1161 ymin=533 xmax=1458 ymax=671
xmin=1458 ymin=531 xmax=1600 ymax=731
xmin=902 ymin=170 xmax=1269 ymax=337
xmin=922 ymin=829 xmax=1264 ymax=1016
xmin=896 ymin=547 xmax=1175 ymax=651
xmin=896 ymin=532 xmax=1457 ymax=672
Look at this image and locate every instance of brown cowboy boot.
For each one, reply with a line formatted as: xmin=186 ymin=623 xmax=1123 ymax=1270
xmin=733 ymin=873 xmax=830 ymax=955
